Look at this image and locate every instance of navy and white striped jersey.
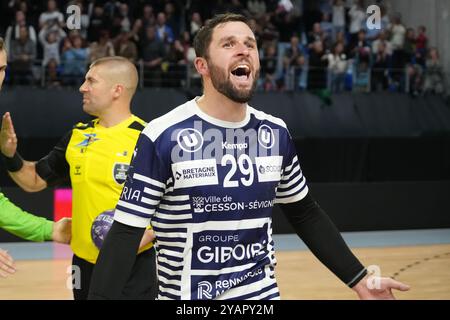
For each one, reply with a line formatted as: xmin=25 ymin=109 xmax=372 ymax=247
xmin=114 ymin=98 xmax=308 ymax=300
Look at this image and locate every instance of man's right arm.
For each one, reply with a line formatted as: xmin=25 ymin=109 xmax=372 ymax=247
xmin=88 ymin=221 xmax=145 ymax=299
xmin=89 ymin=131 xmax=168 ymax=299
xmin=7 ymin=161 xmax=47 ymax=192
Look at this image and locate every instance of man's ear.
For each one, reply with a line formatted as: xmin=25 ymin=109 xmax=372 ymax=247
xmin=194 ymin=57 xmax=209 ymax=77
xmin=112 ymin=84 xmax=124 ymax=99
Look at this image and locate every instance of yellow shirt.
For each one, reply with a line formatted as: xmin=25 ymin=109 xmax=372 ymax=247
xmin=66 ymin=115 xmax=152 ymax=263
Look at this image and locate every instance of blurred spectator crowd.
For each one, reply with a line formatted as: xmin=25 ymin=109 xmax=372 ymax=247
xmin=0 ymin=0 xmax=447 ymax=96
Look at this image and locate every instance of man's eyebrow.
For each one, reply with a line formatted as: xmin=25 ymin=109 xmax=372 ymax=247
xmin=0 ymin=64 xmax=7 ymax=70
xmin=219 ymin=35 xmax=257 ymax=43
xmin=219 ymin=36 xmax=235 ymax=43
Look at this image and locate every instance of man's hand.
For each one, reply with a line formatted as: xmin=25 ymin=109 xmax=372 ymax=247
xmin=52 ymin=217 xmax=72 ymax=244
xmin=353 ymin=274 xmax=410 ymax=300
xmin=138 ymin=229 xmax=156 ymax=251
xmin=0 ymin=112 xmax=18 ymax=157
xmin=0 ymin=249 xmax=16 ymax=278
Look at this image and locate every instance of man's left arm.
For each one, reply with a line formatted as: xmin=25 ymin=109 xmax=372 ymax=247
xmin=279 ymin=194 xmax=410 ymax=299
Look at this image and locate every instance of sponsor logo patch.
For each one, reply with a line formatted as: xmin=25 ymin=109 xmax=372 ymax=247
xmin=172 ymin=159 xmax=218 ymax=189
xmin=255 ymin=156 xmax=283 ymax=182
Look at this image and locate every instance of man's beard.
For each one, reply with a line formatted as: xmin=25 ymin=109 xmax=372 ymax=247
xmin=208 ymin=61 xmax=259 ymax=103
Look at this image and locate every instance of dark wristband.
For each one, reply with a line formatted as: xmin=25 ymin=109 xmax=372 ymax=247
xmin=2 ymin=152 xmax=24 ymax=172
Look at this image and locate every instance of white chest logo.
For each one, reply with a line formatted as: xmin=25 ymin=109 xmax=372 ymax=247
xmin=177 ymin=128 xmax=204 ymax=152
xmin=258 ymin=125 xmax=275 ymax=149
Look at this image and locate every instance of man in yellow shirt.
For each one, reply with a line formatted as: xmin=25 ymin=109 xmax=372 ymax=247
xmin=0 ymin=56 xmax=156 ymax=299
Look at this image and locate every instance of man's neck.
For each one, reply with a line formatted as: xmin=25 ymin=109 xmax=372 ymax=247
xmin=97 ymin=106 xmax=132 ymax=128
xmin=197 ymin=87 xmax=247 ymax=123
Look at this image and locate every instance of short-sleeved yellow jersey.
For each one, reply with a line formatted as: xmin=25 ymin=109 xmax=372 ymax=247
xmin=66 ymin=115 xmax=152 ymax=263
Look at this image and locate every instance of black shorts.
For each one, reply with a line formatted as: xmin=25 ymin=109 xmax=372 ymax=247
xmin=71 ymin=247 xmax=157 ymax=300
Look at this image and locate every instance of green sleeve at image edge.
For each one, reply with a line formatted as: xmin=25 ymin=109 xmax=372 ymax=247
xmin=0 ymin=192 xmax=53 ymax=242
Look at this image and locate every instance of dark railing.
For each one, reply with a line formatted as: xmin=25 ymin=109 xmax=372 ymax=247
xmin=4 ymin=58 xmax=449 ymax=96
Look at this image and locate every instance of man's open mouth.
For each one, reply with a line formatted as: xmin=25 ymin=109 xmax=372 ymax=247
xmin=230 ymin=64 xmax=251 ymax=81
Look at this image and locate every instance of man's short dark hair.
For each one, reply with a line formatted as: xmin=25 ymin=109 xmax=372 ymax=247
xmin=193 ymin=13 xmax=251 ymax=59
xmin=0 ymin=37 xmax=4 ymax=52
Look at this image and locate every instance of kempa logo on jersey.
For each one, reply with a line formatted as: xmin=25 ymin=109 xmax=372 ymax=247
xmin=196 ymin=268 xmax=264 ymax=299
xmin=172 ymin=159 xmax=219 ymax=189
xmin=197 ymin=242 xmax=265 ymax=264
xmin=222 ymin=141 xmax=248 ymax=150
xmin=171 ymin=121 xmax=280 ymax=162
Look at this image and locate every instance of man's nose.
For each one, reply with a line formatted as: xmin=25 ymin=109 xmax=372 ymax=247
xmin=236 ymin=42 xmax=250 ymax=56
xmin=79 ymin=83 xmax=87 ymax=93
